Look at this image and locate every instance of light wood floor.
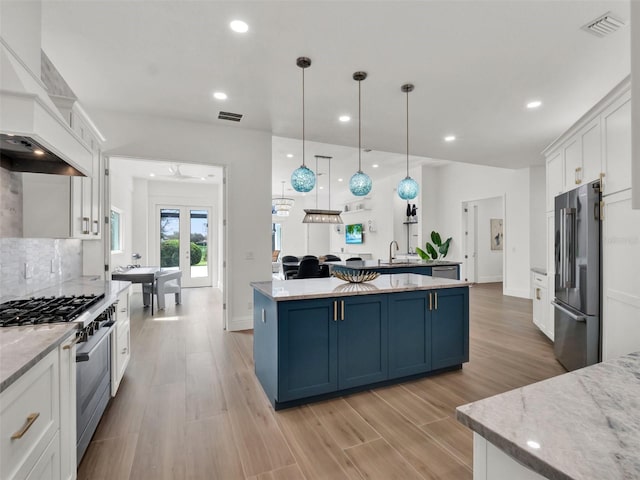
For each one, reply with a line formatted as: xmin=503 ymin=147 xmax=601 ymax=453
xmin=78 ymin=283 xmax=566 ymax=480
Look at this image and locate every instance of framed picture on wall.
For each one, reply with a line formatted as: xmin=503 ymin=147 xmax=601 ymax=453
xmin=490 ymin=218 xmax=503 ymax=251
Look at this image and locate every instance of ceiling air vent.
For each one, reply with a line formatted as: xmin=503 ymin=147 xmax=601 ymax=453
xmin=218 ymin=111 xmax=243 ymax=122
xmin=582 ymin=12 xmax=625 ymax=37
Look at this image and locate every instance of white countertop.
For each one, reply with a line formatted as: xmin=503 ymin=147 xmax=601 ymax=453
xmin=457 ymin=352 xmax=640 ymax=480
xmin=252 ymin=273 xmax=470 ymax=301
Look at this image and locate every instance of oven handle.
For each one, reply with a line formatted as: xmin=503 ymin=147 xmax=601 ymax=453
xmin=76 ymin=321 xmax=115 ymax=362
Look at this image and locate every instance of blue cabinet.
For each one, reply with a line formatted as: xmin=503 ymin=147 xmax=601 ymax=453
xmin=431 ymin=288 xmax=469 ymax=369
xmin=388 ymin=291 xmax=432 ymax=379
xmin=253 ymin=287 xmax=468 ymax=409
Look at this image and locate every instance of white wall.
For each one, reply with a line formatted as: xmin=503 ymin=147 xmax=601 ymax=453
xmin=529 ymin=165 xmax=546 ymax=270
xmin=430 ymin=162 xmax=531 ymax=298
xmin=94 ymin=109 xmax=272 ymax=331
xmin=0 ymin=1 xmax=42 ymax=77
xmin=109 ymin=167 xmax=134 ymax=270
xmin=632 ymin=0 xmax=640 ymax=210
xmin=468 ymin=196 xmax=504 ymax=283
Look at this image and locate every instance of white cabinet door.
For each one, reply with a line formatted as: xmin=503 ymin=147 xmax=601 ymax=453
xmin=111 ymin=287 xmax=131 ymax=396
xmin=546 ymin=152 xmax=563 ymax=212
xmin=563 ymin=137 xmax=582 ymax=191
xmin=602 ymin=92 xmax=631 ymax=196
xmin=58 ymin=336 xmax=76 ymax=480
xmin=580 ymin=118 xmax=602 ymax=185
xmin=601 ymin=190 xmax=640 ymax=361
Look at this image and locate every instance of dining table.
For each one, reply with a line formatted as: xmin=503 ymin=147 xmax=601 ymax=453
xmin=111 ymin=266 xmax=161 ymax=315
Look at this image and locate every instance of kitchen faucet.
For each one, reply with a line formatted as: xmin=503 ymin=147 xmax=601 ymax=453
xmin=389 ymin=240 xmax=399 ymax=264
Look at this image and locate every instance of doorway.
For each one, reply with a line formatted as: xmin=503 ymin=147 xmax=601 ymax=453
xmin=158 ymin=205 xmax=213 ymax=288
xmin=462 ymin=196 xmax=504 ymax=284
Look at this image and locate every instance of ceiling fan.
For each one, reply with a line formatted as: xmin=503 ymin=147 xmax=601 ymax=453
xmin=160 ymin=164 xmax=201 ymax=180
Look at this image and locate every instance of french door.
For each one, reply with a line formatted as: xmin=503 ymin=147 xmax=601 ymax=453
xmin=157 ymin=205 xmax=213 ymax=288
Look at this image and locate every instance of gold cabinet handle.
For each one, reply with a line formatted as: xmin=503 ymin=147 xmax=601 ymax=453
xmin=435 ymin=292 xmax=438 ymax=310
xmin=11 ymin=413 xmax=40 ymax=440
xmin=82 ymin=217 xmax=90 ymax=234
xmin=575 ymin=167 xmax=582 ymax=184
xmin=333 ymin=301 xmax=338 ymax=321
xmin=536 ymin=288 xmax=541 ymax=300
xmin=63 ymin=336 xmax=83 ymax=350
xmin=428 ymin=293 xmax=432 ymax=311
xmin=341 ymin=300 xmax=345 ymax=321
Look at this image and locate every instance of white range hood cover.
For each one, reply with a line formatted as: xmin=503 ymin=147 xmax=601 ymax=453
xmin=0 ymin=38 xmax=92 ymax=176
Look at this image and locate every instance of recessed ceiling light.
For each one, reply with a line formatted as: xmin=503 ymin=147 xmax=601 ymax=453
xmin=319 ymin=186 xmax=324 ymax=190
xmin=372 ymin=164 xmax=379 ymax=168
xmin=149 ymin=173 xmax=155 ymax=177
xmin=286 ymin=154 xmax=293 ymax=158
xmin=339 ymin=115 xmax=351 ymax=122
xmin=527 ymin=100 xmax=542 ymax=109
xmin=230 ymin=20 xmax=249 ymax=33
xmin=337 ymin=178 xmax=343 ymax=182
xmin=444 ymin=135 xmax=456 ymax=142
xmin=213 ymin=92 xmax=227 ymax=100
xmin=33 ymin=149 xmax=44 ymax=155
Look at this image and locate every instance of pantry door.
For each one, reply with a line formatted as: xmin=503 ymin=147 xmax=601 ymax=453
xmin=158 ymin=206 xmax=213 ymax=288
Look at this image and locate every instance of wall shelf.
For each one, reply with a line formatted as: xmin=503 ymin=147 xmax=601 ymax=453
xmin=342 ymin=208 xmax=371 ymax=215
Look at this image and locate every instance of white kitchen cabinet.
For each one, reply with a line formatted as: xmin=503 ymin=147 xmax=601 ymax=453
xmin=111 ymin=286 xmax=131 ymax=396
xmin=580 ymin=118 xmax=601 ymax=186
xmin=562 ymin=137 xmax=582 ymax=192
xmin=601 ymin=190 xmax=640 ymax=361
xmin=531 ymin=271 xmax=550 ymax=340
xmin=601 ymin=91 xmax=632 ymax=196
xmin=0 ymin=332 xmax=79 ymax=480
xmin=546 ymin=151 xmax=563 ymax=212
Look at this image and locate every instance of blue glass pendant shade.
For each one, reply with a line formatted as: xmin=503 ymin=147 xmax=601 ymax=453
xmin=291 ymin=165 xmax=316 ymax=192
xmin=349 ymin=171 xmax=372 ymax=196
xmin=397 ymin=176 xmax=419 ymax=200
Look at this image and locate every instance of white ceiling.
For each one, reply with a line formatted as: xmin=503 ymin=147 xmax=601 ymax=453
xmin=40 ymin=1 xmax=630 ymax=189
xmin=110 ymin=157 xmax=223 ymax=184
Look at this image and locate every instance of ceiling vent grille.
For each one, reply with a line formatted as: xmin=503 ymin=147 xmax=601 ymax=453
xmin=218 ymin=111 xmax=243 ymax=122
xmin=582 ymin=12 xmax=625 ymax=37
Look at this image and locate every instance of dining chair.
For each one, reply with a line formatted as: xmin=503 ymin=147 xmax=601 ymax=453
xmin=323 ymin=254 xmax=341 ymax=262
xmin=143 ymin=270 xmax=182 ymax=310
xmin=293 ymin=258 xmax=321 ymax=279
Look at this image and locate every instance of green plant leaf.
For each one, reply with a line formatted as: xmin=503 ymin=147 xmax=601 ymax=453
xmin=415 ymin=247 xmax=429 ymax=260
xmin=426 ymin=243 xmax=438 ymax=260
xmin=431 ymin=231 xmax=442 ymax=246
xmin=439 ymin=237 xmax=452 ymax=257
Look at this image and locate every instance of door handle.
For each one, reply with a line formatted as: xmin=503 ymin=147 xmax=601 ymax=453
xmin=551 ymin=301 xmax=586 ymax=322
xmin=435 ymin=292 xmax=438 ymax=310
xmin=261 ymin=308 xmax=266 ymax=323
xmin=341 ymin=300 xmax=345 ymax=321
xmin=428 ymin=293 xmax=432 ymax=311
xmin=333 ymin=301 xmax=338 ymax=321
xmin=535 ymin=288 xmax=541 ymax=300
xmin=11 ymin=413 xmax=40 ymax=440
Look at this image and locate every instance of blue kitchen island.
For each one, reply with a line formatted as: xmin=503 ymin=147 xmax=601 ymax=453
xmin=251 ymin=274 xmax=470 ymax=409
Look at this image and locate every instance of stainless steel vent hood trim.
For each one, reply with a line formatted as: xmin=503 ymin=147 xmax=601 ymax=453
xmin=0 ymin=38 xmax=92 ymax=176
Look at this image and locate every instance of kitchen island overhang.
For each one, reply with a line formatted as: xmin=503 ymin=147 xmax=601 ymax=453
xmin=251 ymin=274 xmax=471 ymax=410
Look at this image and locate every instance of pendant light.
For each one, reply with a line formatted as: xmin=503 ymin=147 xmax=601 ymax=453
xmin=303 ymin=155 xmax=343 ymax=224
xmin=349 ymin=71 xmax=372 ymax=196
xmin=273 ymin=180 xmax=295 ymax=217
xmin=397 ymin=83 xmax=419 ymax=200
xmin=291 ymin=57 xmax=316 ymax=193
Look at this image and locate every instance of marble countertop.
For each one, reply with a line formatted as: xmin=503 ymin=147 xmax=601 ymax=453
xmin=330 ymin=259 xmax=461 ymax=270
xmin=0 ymin=277 xmax=132 ymax=393
xmin=252 ymin=273 xmax=470 ymax=301
xmin=456 ymin=352 xmax=640 ymax=480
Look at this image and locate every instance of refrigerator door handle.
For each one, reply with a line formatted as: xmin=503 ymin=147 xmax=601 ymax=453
xmin=552 ymin=301 xmax=586 ymax=322
xmin=559 ymin=208 xmax=566 ymax=287
xmin=565 ymin=208 xmax=576 ymax=288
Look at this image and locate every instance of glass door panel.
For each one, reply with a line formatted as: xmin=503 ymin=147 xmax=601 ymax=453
xmin=160 ymin=208 xmax=181 ymax=269
xmin=189 ymin=209 xmax=209 ymax=281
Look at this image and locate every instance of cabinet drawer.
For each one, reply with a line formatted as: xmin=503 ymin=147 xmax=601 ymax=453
xmin=533 ymin=273 xmax=546 ymax=288
xmin=1 ymin=349 xmax=59 ymax=480
xmin=26 ymin=431 xmax=60 ymax=480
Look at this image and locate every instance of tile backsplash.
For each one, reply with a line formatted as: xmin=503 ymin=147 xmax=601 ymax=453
xmin=0 ymin=238 xmax=82 ymax=300
xmin=0 ymin=166 xmax=23 ymax=238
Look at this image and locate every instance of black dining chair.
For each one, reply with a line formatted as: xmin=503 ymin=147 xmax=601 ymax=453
xmin=323 ymin=254 xmax=341 ymax=262
xmin=302 ymin=255 xmax=318 ymax=261
xmin=282 ymin=255 xmax=299 ymax=263
xmin=281 ymin=255 xmax=299 ymax=279
xmin=318 ymin=264 xmax=331 ymax=278
xmin=346 ymin=257 xmax=363 ymax=261
xmin=293 ymin=258 xmax=321 ymax=279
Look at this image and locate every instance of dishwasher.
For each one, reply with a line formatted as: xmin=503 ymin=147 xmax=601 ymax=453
xmin=431 ymin=266 xmax=458 ymax=279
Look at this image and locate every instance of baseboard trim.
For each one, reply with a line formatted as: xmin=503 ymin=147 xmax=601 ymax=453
xmin=478 ymin=275 xmax=503 ymax=283
xmin=228 ymin=315 xmax=252 ymax=331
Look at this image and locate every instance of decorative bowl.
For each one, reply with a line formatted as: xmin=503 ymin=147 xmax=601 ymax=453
xmin=332 ymin=270 xmax=380 ymax=283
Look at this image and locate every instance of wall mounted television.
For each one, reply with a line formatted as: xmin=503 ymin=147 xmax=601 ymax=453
xmin=345 ymin=223 xmax=363 ymax=244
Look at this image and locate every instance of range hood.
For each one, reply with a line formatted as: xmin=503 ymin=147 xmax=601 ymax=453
xmin=0 ymin=38 xmax=92 ymax=176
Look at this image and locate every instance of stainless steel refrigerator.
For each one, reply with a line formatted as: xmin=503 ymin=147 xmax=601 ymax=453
xmin=552 ymin=179 xmax=602 ymax=371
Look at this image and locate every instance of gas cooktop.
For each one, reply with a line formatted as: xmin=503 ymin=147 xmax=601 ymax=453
xmin=0 ymin=294 xmax=105 ymax=327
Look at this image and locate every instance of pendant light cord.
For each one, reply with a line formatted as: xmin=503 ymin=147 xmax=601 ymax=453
xmin=358 ymin=79 xmax=362 ymax=172
xmin=302 ymin=67 xmax=306 ymax=168
xmin=406 ymin=88 xmax=409 ymax=178
xmin=315 ymin=155 xmax=319 ymax=208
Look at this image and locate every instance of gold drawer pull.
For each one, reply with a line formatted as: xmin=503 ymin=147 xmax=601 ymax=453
xmin=428 ymin=293 xmax=432 ymax=311
xmin=333 ymin=301 xmax=338 ymax=321
xmin=63 ymin=336 xmax=83 ymax=350
xmin=11 ymin=412 xmax=40 ymax=440
xmin=434 ymin=292 xmax=438 ymax=310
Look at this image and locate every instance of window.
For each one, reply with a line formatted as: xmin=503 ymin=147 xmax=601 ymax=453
xmin=272 ymin=223 xmax=282 ymax=252
xmin=111 ymin=208 xmax=123 ymax=252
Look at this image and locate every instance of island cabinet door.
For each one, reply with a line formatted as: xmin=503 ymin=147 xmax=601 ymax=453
xmin=431 ymin=288 xmax=470 ymax=370
xmin=337 ymin=295 xmax=388 ymax=390
xmin=388 ymin=291 xmax=432 ymax=379
xmin=277 ymin=298 xmax=338 ymax=402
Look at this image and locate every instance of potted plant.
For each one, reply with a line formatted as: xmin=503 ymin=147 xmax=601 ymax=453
xmin=416 ymin=231 xmax=452 ymax=261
